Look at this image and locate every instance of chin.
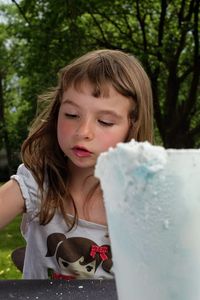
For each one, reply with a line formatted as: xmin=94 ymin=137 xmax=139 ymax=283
xmin=71 ymin=160 xmax=96 ymax=169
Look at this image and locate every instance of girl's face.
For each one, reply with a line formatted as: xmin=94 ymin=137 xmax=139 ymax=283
xmin=58 ymin=256 xmax=96 ymax=279
xmin=57 ymin=81 xmax=134 ymax=170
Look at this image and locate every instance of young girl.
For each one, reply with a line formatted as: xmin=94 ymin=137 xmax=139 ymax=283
xmin=0 ymin=49 xmax=153 ymax=279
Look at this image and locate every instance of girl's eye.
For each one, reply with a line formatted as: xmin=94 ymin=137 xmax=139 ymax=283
xmin=99 ymin=120 xmax=114 ymax=127
xmin=65 ymin=113 xmax=78 ymax=119
xmin=62 ymin=261 xmax=69 ymax=267
xmin=86 ymin=265 xmax=93 ymax=272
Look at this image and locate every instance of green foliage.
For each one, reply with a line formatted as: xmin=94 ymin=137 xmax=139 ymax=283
xmin=0 ymin=0 xmax=199 ymax=274
xmin=0 ymin=215 xmax=25 ymax=279
xmin=0 ymin=0 xmax=199 ymax=167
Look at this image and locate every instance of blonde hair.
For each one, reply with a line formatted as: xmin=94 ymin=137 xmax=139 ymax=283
xmin=21 ymin=49 xmax=154 ymax=229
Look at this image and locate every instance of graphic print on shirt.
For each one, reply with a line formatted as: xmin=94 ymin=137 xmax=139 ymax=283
xmin=46 ymin=232 xmax=113 ymax=279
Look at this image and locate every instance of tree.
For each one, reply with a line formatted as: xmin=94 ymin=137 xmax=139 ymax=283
xmin=0 ymin=22 xmax=13 ymax=176
xmin=2 ymin=0 xmax=200 ymax=149
xmin=75 ymin=0 xmax=199 ymax=148
xmin=0 ymin=3 xmax=32 ymax=176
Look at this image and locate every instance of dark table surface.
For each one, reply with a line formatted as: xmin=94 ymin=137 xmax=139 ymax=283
xmin=0 ymin=279 xmax=118 ymax=300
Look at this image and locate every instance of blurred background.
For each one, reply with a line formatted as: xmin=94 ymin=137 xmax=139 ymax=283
xmin=0 ymin=0 xmax=199 ymax=180
xmin=0 ymin=0 xmax=199 ymax=278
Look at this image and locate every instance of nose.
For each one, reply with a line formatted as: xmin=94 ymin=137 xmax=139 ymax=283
xmin=76 ymin=118 xmax=94 ymax=140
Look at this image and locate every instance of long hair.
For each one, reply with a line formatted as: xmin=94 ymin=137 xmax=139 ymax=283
xmin=21 ymin=49 xmax=153 ymax=229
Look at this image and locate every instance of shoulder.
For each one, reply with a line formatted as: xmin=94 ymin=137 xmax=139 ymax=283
xmin=11 ymin=164 xmax=42 ymax=215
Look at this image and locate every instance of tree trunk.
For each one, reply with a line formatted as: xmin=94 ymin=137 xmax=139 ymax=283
xmin=0 ymin=72 xmax=13 ymax=176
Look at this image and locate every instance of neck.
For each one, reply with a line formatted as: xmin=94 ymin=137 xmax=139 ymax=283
xmin=67 ymin=162 xmax=98 ymax=194
xmin=66 ymin=162 xmax=106 ymax=225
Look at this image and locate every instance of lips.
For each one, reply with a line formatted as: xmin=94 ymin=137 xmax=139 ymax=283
xmin=72 ymin=146 xmax=92 ymax=158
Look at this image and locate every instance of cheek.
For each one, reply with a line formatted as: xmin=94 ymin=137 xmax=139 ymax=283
xmin=57 ymin=119 xmax=74 ymax=145
xmin=99 ymin=129 xmax=129 ymax=151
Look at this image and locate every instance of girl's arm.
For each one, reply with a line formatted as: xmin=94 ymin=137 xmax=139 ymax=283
xmin=0 ymin=180 xmax=25 ymax=229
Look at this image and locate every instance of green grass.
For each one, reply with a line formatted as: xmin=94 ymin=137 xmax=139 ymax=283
xmin=0 ymin=215 xmax=26 ymax=279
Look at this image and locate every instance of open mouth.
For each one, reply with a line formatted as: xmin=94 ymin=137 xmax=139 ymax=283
xmin=72 ymin=146 xmax=92 ymax=158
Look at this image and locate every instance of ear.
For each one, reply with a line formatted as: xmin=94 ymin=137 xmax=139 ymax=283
xmin=46 ymin=233 xmax=67 ymax=257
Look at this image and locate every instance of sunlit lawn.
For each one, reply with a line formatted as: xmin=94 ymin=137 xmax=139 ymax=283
xmin=0 ymin=215 xmax=25 ymax=279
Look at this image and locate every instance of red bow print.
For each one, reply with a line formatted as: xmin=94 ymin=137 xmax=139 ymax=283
xmin=90 ymin=245 xmax=108 ymax=261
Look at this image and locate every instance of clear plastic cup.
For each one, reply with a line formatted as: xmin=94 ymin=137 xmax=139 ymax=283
xmin=95 ymin=141 xmax=200 ymax=300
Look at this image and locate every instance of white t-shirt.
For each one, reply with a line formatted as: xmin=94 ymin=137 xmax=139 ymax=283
xmin=11 ymin=164 xmax=114 ymax=279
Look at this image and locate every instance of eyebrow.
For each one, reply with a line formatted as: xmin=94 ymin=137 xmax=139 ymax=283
xmin=62 ymin=99 xmax=79 ymax=108
xmin=62 ymin=99 xmax=123 ymax=119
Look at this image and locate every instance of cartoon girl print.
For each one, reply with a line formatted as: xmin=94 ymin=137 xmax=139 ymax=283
xmin=46 ymin=233 xmax=113 ymax=279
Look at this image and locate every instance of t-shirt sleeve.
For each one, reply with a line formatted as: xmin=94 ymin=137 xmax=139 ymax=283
xmin=10 ymin=164 xmax=41 ymax=216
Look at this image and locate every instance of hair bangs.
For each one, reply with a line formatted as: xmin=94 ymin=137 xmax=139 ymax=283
xmin=61 ymin=52 xmax=136 ymax=99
